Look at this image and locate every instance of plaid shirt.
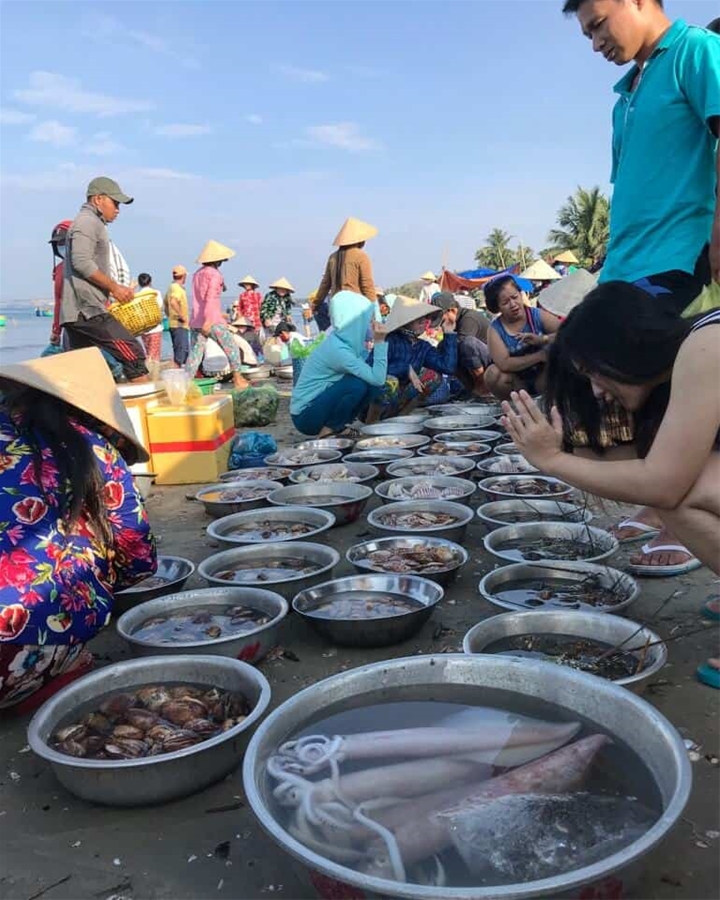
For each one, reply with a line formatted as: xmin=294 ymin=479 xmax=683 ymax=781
xmin=238 ymin=289 xmax=263 ymax=329
xmin=378 ymin=332 xmax=458 ymax=380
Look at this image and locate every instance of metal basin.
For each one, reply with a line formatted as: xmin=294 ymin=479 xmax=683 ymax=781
xmin=114 ymin=556 xmax=195 ymax=614
xmin=267 ymin=482 xmax=373 ymax=526
xmin=28 ymin=655 xmax=270 ymax=807
xmin=219 ymin=466 xmax=293 ymax=484
xmin=198 ymin=542 xmax=340 ymax=599
xmin=383 ymin=413 xmax=431 ymax=425
xmin=360 ymin=421 xmax=425 ymax=436
xmin=386 ymin=455 xmax=476 ymax=479
xmin=418 ymin=442 xmax=492 ymax=461
xmin=477 ymin=454 xmax=539 ymax=476
xmin=289 ymin=462 xmax=379 ymax=486
xmin=367 ymin=499 xmax=474 ymax=543
xmin=494 ymin=441 xmax=519 ymax=456
xmin=449 ymin=401 xmax=505 ymax=418
xmin=476 ymin=499 xmax=593 ymax=533
xmin=264 ymin=448 xmax=342 ymax=468
xmin=116 ymin=587 xmax=288 ymax=663
xmin=195 ymin=480 xmax=282 ymax=518
xmin=478 ymin=474 xmax=574 ymax=502
xmin=242 ymin=654 xmax=691 ymax=900
xmin=294 ymin=438 xmax=354 ymax=454
xmin=292 ymin=573 xmax=443 ymax=647
xmin=207 ymin=506 xmax=336 ymax=546
xmin=463 ymin=610 xmax=667 ymax=693
xmin=484 ymin=521 xmax=618 ymax=564
xmin=375 ymin=475 xmax=476 ymax=505
xmin=435 ymin=429 xmax=501 ymax=445
xmin=347 ymin=535 xmax=468 ymax=586
xmin=354 ymin=434 xmax=430 ymax=452
xmin=424 ymin=414 xmax=497 ymax=435
xmin=480 ymin=559 xmax=639 ymax=614
xmin=343 ymin=449 xmax=414 ymax=477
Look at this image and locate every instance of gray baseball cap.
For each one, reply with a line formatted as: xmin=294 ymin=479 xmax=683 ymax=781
xmin=86 ymin=176 xmax=133 ymax=204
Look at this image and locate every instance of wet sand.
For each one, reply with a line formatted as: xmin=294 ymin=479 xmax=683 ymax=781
xmin=1 ymin=397 xmax=718 ymax=900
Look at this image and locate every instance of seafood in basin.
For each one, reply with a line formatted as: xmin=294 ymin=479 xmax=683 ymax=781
xmin=215 ymin=558 xmax=320 ymax=583
xmin=484 ymin=477 xmax=568 ymax=496
xmin=130 ymin=605 xmax=271 ymax=644
xmin=121 ymin=574 xmax=169 ymax=592
xmin=305 ymin=593 xmax=425 ymax=621
xmin=223 ymin=520 xmax=316 ymax=541
xmin=202 ymin=485 xmax=276 ymax=503
xmin=426 ymin=441 xmax=486 ymax=456
xmin=390 ymin=460 xmax=471 ymax=477
xmin=354 ymin=544 xmax=462 ymax=574
xmin=293 ymin=465 xmax=364 ymax=483
xmin=271 ymin=450 xmax=326 ymax=466
xmin=51 ymin=684 xmax=251 ymax=760
xmin=385 ymin=480 xmax=468 ymax=501
xmin=495 ymin=536 xmax=605 ymax=562
xmin=490 ymin=573 xmax=632 ymax=611
xmin=375 ymin=510 xmax=459 ymax=530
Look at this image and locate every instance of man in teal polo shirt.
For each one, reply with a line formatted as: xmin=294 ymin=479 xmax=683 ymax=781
xmin=562 ymin=0 xmax=720 ymax=574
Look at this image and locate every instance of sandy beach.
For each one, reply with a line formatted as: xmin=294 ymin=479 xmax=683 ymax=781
xmin=1 ymin=395 xmax=718 ymax=900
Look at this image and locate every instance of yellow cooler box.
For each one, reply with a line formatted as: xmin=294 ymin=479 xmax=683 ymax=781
xmin=146 ymin=395 xmax=235 ymax=484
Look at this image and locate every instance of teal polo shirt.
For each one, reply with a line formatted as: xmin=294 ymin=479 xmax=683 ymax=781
xmin=600 ymin=20 xmax=720 ymax=284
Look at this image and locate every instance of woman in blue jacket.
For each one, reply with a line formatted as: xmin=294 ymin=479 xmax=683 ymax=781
xmin=290 ymin=291 xmax=387 ymax=436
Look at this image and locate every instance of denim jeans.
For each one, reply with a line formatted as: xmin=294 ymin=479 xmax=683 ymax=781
xmin=291 ymin=374 xmax=376 ymax=435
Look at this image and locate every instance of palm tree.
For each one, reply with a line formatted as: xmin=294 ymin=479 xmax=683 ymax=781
xmin=547 ymin=186 xmax=610 ymax=266
xmin=475 ymin=228 xmax=515 ymax=270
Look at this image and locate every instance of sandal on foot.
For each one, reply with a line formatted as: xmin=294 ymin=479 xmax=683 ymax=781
xmin=696 ymin=663 xmax=720 ymax=689
xmin=611 ymin=518 xmax=661 ymax=545
xmin=626 ymin=543 xmax=703 ymax=577
xmin=702 ymin=595 xmax=720 ymax=622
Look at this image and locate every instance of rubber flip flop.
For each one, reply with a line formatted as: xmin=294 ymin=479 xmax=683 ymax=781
xmin=696 ymin=663 xmax=720 ymax=689
xmin=627 ymin=543 xmax=703 ymax=578
xmin=702 ymin=595 xmax=720 ymax=622
xmin=611 ymin=518 xmax=661 ymax=545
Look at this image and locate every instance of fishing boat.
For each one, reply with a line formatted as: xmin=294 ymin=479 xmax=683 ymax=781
xmin=34 ymin=304 xmax=53 ymax=317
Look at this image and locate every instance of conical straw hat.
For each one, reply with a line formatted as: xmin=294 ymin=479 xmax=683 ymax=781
xmin=0 ymin=348 xmax=149 ymax=463
xmin=553 ymin=250 xmax=579 ymax=265
xmin=238 ymin=274 xmax=259 ymax=286
xmin=384 ymin=295 xmax=439 ymax=332
xmin=269 ymin=277 xmax=295 ymax=292
xmin=333 ymin=217 xmax=378 ymax=247
xmin=420 ymin=271 xmax=437 ymax=281
xmin=196 ymin=240 xmax=236 ymax=264
xmin=519 ymin=259 xmax=562 ymax=281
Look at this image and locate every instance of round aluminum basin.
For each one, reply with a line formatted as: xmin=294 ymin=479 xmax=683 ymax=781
xmin=360 ymin=422 xmax=425 ymax=437
xmin=116 ymin=587 xmax=288 ymax=663
xmin=347 ymin=536 xmax=468 ymax=586
xmin=375 ymin=475 xmax=476 ymax=505
xmin=292 ymin=573 xmax=443 ymax=647
xmin=476 ymin=499 xmax=593 ymax=533
xmin=463 ymin=610 xmax=667 ymax=692
xmin=218 ymin=467 xmax=293 ymax=484
xmin=344 ymin=449 xmax=414 ymax=477
xmin=114 ymin=556 xmax=195 ymax=614
xmin=419 ymin=442 xmax=492 ymax=461
xmin=207 ymin=506 xmax=335 ymax=546
xmin=368 ymin=499 xmax=473 ymax=543
xmin=28 ymin=655 xmax=270 ymax=807
xmin=242 ymin=654 xmax=691 ymax=900
xmin=195 ymin=480 xmax=282 ymax=518
xmin=424 ymin=414 xmax=498 ymax=435
xmin=289 ymin=462 xmax=379 ymax=486
xmin=354 ymin=434 xmax=430 ymax=452
xmin=478 ymin=474 xmax=574 ymax=502
xmin=267 ymin=482 xmax=373 ymax=526
xmin=294 ymin=438 xmax=354 ymax=454
xmin=483 ymin=521 xmax=619 ymax=565
xmin=477 ymin=454 xmax=539 ymax=476
xmin=265 ymin=449 xmax=342 ymax=469
xmin=386 ymin=455 xmax=476 ymax=479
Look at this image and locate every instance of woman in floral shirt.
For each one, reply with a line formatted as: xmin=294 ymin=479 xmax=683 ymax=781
xmin=0 ymin=347 xmax=156 ymax=711
xmin=260 ymin=277 xmax=295 ymax=330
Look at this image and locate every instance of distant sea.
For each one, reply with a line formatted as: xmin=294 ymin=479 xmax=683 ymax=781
xmin=0 ymin=302 xmax=314 ymax=366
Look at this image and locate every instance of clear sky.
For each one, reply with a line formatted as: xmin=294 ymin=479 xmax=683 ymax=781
xmin=0 ymin=0 xmax=716 ymax=300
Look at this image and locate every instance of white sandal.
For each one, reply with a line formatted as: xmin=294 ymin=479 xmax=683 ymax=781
xmin=611 ymin=518 xmax=661 ymax=545
xmin=627 ymin=542 xmax=703 ymax=577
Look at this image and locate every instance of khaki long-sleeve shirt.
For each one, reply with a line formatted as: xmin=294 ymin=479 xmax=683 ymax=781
xmin=314 ymin=246 xmax=376 ymax=305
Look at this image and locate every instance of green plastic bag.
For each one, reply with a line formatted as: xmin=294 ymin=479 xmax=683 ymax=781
xmin=288 ymin=333 xmax=326 ymax=360
xmin=231 ymin=386 xmax=279 ymax=427
xmin=682 ymin=281 xmax=720 ymax=318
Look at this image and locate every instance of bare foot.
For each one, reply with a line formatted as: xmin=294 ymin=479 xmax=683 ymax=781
xmin=232 ymin=375 xmax=250 ymax=391
xmin=629 ymin=528 xmax=697 ymax=568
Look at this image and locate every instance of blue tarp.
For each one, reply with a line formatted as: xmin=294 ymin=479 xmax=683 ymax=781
xmin=457 ymin=266 xmax=534 ymax=294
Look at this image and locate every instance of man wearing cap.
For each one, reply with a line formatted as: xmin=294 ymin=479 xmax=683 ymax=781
xmin=61 ymin=177 xmax=149 ymax=382
xmin=164 ymin=265 xmax=190 ymax=366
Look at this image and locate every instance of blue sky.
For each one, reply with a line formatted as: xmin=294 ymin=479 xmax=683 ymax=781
xmin=0 ymin=0 xmax=716 ymax=300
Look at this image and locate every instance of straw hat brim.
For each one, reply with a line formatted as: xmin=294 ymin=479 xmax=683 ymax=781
xmin=269 ymin=277 xmax=295 ymax=292
xmin=520 ymin=259 xmax=562 ymax=281
xmin=238 ymin=275 xmax=259 ymax=287
xmin=229 ymin=317 xmax=254 ymax=329
xmin=196 ymin=240 xmax=236 ymax=264
xmin=0 ymin=348 xmax=149 ymax=463
xmin=553 ymin=250 xmax=580 ymax=265
xmin=420 ymin=271 xmax=437 ymax=281
xmin=384 ymin=295 xmax=440 ymax=332
xmin=333 ymin=217 xmax=378 ymax=247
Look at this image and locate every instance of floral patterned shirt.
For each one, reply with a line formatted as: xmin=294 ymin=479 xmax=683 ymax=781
xmin=0 ymin=401 xmax=157 ymax=646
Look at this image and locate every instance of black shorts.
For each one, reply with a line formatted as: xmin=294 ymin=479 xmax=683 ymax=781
xmin=633 ymin=244 xmax=710 ymax=316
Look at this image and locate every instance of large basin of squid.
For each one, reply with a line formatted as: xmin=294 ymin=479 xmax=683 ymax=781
xmin=243 ymin=654 xmax=690 ymax=900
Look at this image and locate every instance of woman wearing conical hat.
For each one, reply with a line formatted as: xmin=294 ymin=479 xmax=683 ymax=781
xmin=260 ymin=277 xmax=295 ymax=330
xmin=235 ymin=275 xmax=263 ymax=331
xmin=312 ymin=217 xmax=378 ymax=330
xmin=0 ymin=348 xmax=156 ymax=710
xmin=186 ymin=240 xmax=250 ymax=392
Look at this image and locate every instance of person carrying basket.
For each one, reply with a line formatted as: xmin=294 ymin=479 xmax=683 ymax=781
xmin=60 ymin=177 xmax=149 ymax=383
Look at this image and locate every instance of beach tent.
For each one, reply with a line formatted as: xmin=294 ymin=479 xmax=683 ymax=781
xmin=519 ymin=259 xmax=562 ymax=282
xmin=440 ymin=266 xmax=534 ymax=295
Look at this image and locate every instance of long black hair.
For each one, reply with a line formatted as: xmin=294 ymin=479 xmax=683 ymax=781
xmin=0 ymin=382 xmax=111 ymax=541
xmin=545 ymin=281 xmax=692 ymax=456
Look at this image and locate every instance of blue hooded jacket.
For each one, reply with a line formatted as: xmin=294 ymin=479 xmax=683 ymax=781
xmin=290 ymin=291 xmax=388 ymax=415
